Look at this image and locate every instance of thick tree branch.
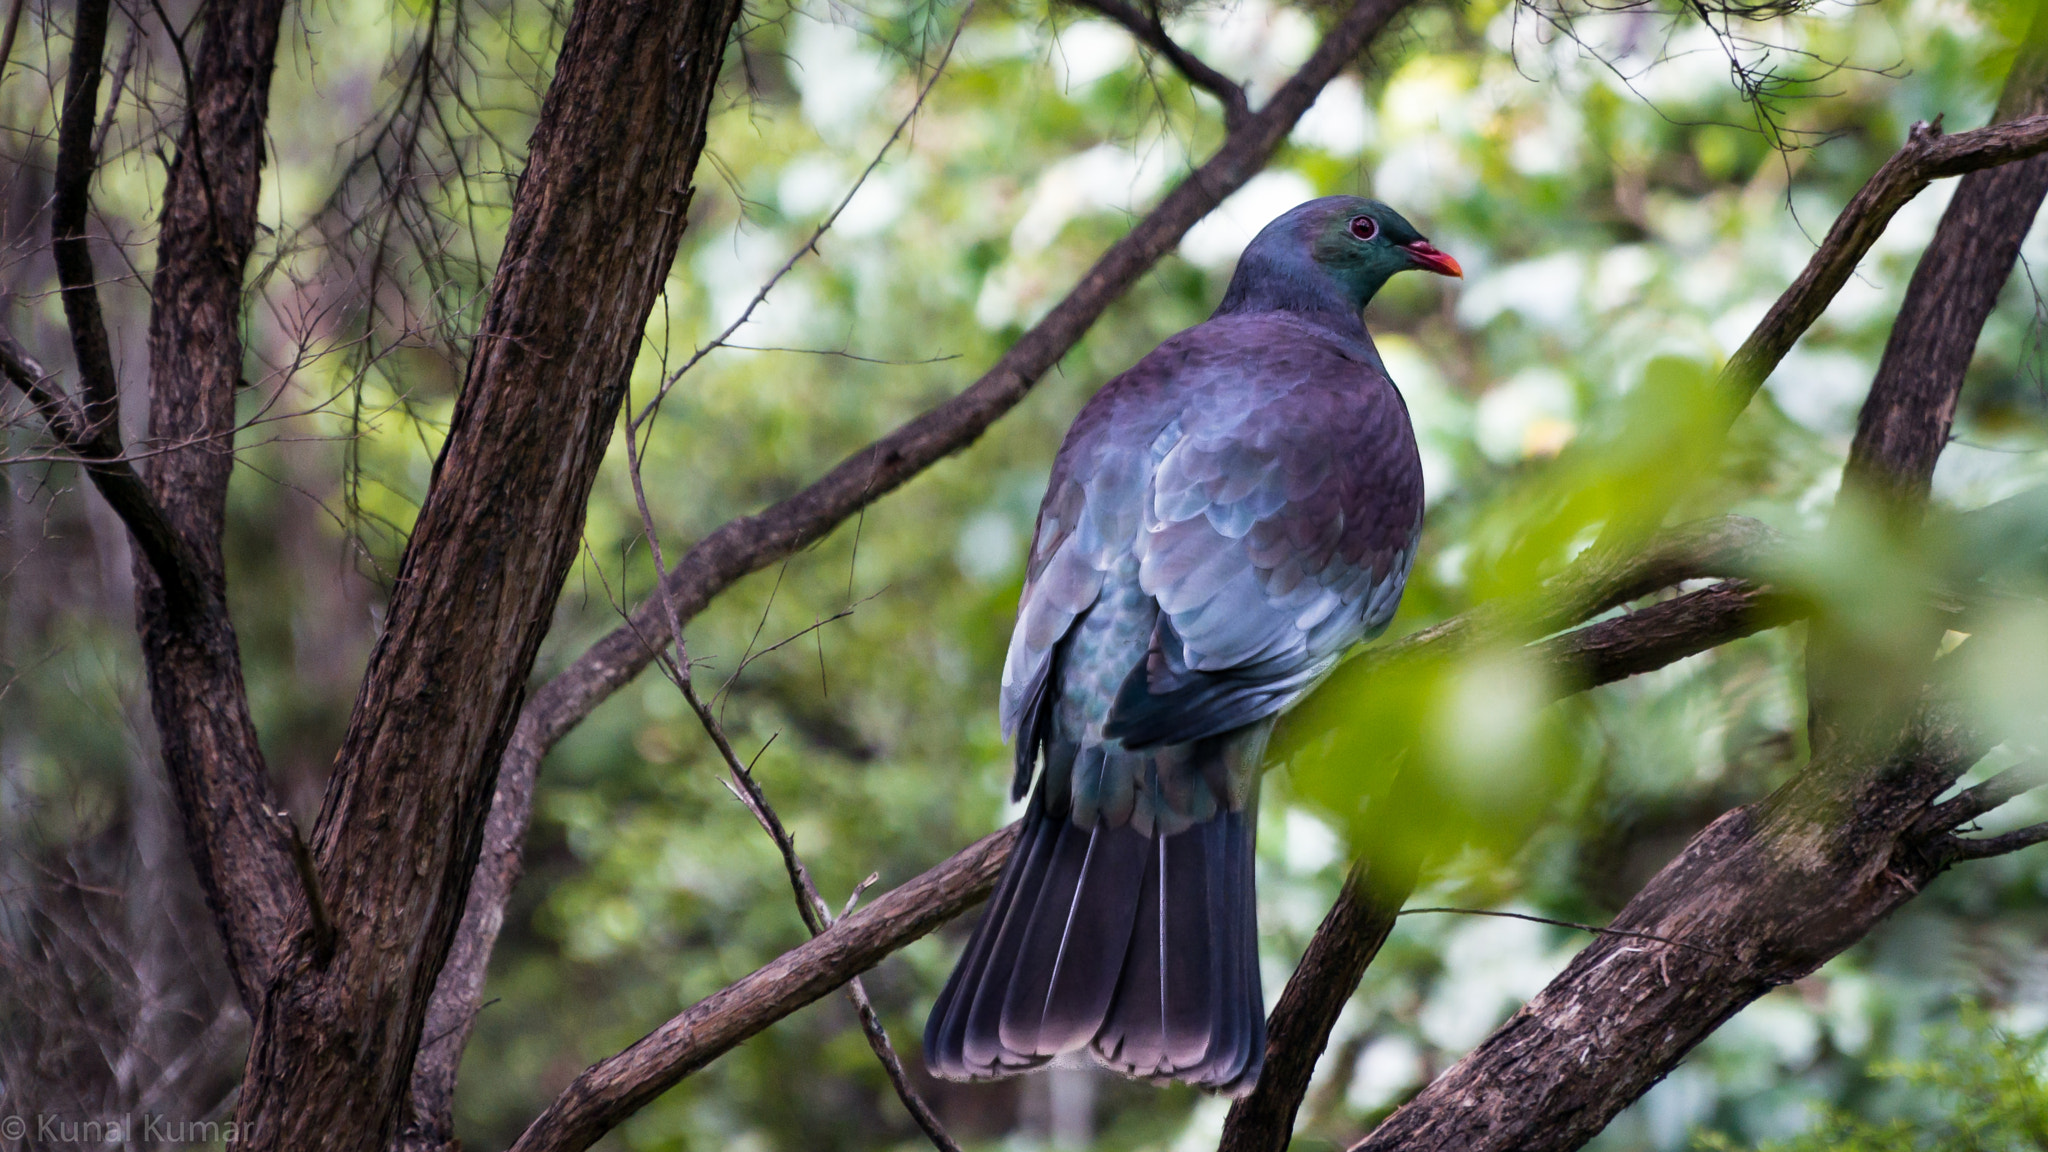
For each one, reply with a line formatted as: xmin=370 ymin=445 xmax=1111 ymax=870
xmin=1338 ymin=38 xmax=2048 ymax=1152
xmin=1217 ymin=577 xmax=1796 ymax=1152
xmin=227 ymin=0 xmax=747 ymax=1145
xmin=506 ymin=519 xmax=1795 ymax=1152
xmin=1594 ymin=108 xmax=2048 ymax=551
xmin=1064 ymin=0 xmax=1250 ymax=128
xmin=1346 ymin=702 xmax=1991 ymax=1152
xmin=129 ymin=0 xmax=301 ymax=1013
xmin=418 ymin=0 xmax=1424 ymax=1121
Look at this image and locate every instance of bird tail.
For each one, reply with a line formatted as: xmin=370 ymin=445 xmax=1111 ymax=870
xmin=922 ymin=790 xmax=1264 ymax=1095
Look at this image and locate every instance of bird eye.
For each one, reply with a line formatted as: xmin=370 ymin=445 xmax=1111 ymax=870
xmin=1348 ymin=215 xmax=1379 ymax=241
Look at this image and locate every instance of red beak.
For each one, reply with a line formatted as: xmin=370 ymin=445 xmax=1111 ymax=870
xmin=1402 ymin=239 xmax=1463 ymax=278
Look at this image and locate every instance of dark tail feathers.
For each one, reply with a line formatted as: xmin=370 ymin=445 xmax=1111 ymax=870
xmin=922 ymin=795 xmax=1264 ymax=1095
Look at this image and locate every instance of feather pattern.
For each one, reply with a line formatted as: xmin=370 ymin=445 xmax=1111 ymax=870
xmin=926 ymin=195 xmax=1438 ymax=1097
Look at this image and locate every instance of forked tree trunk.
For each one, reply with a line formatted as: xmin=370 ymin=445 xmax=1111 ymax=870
xmin=130 ymin=0 xmax=749 ymax=1145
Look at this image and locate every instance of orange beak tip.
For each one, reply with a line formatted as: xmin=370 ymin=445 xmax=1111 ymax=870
xmin=1403 ymin=240 xmax=1463 ymax=279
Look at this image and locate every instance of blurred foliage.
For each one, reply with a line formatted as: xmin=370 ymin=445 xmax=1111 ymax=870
xmin=1693 ymin=1004 xmax=2048 ymax=1151
xmin=6 ymin=0 xmax=2048 ymax=1149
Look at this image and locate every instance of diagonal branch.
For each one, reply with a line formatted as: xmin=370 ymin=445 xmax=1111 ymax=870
xmin=1596 ymin=108 xmax=2048 ymax=550
xmin=0 ymin=329 xmax=205 ymax=612
xmin=51 ymin=0 xmax=121 ymax=440
xmin=1918 ymin=761 xmax=2048 ymax=834
xmin=504 ymin=519 xmax=1799 ymax=1152
xmin=1064 ymin=0 xmax=1249 ymax=128
xmin=417 ymin=0 xmax=1426 ymax=1123
xmin=1941 ymin=821 xmax=2048 ymax=860
xmin=1718 ymin=110 xmax=2048 ymax=412
xmin=1340 ymin=37 xmax=2048 ymax=1152
xmin=238 ymin=0 xmax=752 ymax=1142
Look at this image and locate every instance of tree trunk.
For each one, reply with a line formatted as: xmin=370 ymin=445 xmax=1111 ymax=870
xmin=228 ymin=0 xmax=745 ymax=1146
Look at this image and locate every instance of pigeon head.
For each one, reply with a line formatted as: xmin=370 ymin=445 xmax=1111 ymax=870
xmin=1215 ymin=195 xmax=1460 ymax=321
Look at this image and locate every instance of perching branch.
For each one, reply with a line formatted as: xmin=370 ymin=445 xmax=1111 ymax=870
xmin=421 ymin=0 xmax=1425 ymax=1121
xmin=504 ymin=516 xmax=1800 ymax=1152
xmin=1064 ymin=0 xmax=1250 ymax=128
xmin=506 ymin=824 xmax=1018 ymax=1152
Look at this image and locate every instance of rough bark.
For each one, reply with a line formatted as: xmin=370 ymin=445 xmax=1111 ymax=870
xmin=1220 ymin=860 xmax=1417 ymax=1152
xmin=132 ymin=0 xmax=301 ymax=1014
xmin=227 ymin=0 xmax=746 ymax=1146
xmin=1346 ymin=704 xmax=1987 ymax=1152
xmin=1810 ymin=12 xmax=2048 ymax=755
xmin=503 ymin=521 xmax=1791 ymax=1152
xmin=1337 ymin=40 xmax=2048 ymax=1152
xmin=411 ymin=0 xmax=1424 ymax=1125
xmin=1844 ymin=2 xmax=2048 ymax=514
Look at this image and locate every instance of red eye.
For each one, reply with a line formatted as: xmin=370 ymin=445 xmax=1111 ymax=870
xmin=1348 ymin=215 xmax=1379 ymax=241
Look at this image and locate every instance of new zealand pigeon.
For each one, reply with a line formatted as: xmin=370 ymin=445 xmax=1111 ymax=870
xmin=924 ymin=196 xmax=1458 ymax=1094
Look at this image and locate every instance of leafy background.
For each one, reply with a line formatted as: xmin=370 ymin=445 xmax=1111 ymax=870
xmin=3 ymin=0 xmax=2047 ymax=1148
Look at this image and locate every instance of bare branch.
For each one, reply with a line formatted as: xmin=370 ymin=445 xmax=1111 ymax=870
xmin=424 ymin=0 xmax=1427 ymax=1119
xmin=1221 ymin=859 xmax=1415 ymax=1152
xmin=1346 ymin=704 xmax=1987 ymax=1152
xmin=1943 ymin=821 xmax=2048 ymax=861
xmin=52 ymin=0 xmax=122 ymax=439
xmin=1597 ymin=109 xmax=2048 ymax=548
xmin=1722 ymin=117 xmax=2048 ymax=406
xmin=507 ymin=517 xmax=1805 ymax=1152
xmin=1919 ymin=760 xmax=2048 ymax=834
xmin=505 ymin=824 xmax=1018 ymax=1152
xmin=1064 ymin=0 xmax=1249 ymax=128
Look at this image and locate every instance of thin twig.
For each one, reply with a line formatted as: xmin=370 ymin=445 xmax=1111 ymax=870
xmin=1397 ymin=907 xmax=1726 ymax=958
xmin=90 ymin=29 xmax=138 ymax=161
xmin=621 ymin=349 xmax=960 ymax=1151
xmin=1064 ymin=0 xmax=1249 ymax=128
xmin=633 ymin=4 xmax=974 ymax=433
xmin=0 ymin=0 xmax=27 ymax=91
